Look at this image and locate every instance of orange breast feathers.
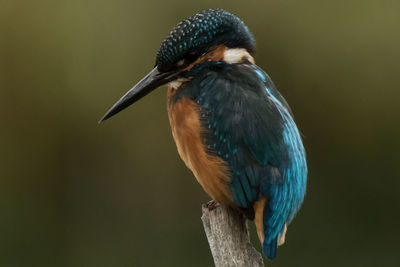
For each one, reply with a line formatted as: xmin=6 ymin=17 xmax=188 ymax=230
xmin=167 ymin=92 xmax=233 ymax=205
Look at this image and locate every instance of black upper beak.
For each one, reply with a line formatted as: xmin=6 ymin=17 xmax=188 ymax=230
xmin=99 ymin=67 xmax=179 ymax=123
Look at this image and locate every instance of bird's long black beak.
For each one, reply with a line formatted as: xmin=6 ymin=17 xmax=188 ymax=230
xmin=99 ymin=67 xmax=178 ymax=123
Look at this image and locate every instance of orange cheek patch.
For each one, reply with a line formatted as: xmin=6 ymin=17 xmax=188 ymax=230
xmin=205 ymin=45 xmax=227 ymax=61
xmin=184 ymin=45 xmax=227 ymax=71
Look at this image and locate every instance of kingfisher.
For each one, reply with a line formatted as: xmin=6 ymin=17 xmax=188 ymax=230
xmin=100 ymin=9 xmax=307 ymax=259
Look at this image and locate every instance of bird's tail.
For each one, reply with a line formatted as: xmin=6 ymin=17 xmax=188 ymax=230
xmin=253 ymin=196 xmax=280 ymax=260
xmin=261 ymin=200 xmax=286 ymax=260
xmin=262 ymin=238 xmax=278 ymax=260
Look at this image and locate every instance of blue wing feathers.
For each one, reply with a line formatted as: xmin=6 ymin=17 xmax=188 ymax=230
xmin=177 ymin=62 xmax=307 ymax=259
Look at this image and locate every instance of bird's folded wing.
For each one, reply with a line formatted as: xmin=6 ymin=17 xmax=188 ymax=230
xmin=184 ymin=64 xmax=291 ymax=208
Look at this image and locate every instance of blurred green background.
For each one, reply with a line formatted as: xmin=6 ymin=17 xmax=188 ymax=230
xmin=1 ymin=0 xmax=399 ymax=266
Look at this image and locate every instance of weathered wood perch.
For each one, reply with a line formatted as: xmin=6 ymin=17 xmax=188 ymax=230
xmin=201 ymin=204 xmax=265 ymax=267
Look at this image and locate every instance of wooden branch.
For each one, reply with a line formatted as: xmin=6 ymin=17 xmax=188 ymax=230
xmin=201 ymin=204 xmax=265 ymax=267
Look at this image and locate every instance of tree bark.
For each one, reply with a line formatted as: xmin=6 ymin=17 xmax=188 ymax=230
xmin=201 ymin=204 xmax=265 ymax=267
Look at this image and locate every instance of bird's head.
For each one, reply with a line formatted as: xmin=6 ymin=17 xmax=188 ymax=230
xmin=100 ymin=8 xmax=255 ymax=122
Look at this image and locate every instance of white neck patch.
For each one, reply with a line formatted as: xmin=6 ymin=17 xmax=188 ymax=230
xmin=168 ymin=77 xmax=190 ymax=90
xmin=223 ymin=48 xmax=255 ymax=64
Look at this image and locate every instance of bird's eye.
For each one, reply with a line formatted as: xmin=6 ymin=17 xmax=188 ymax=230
xmin=185 ymin=50 xmax=200 ymax=63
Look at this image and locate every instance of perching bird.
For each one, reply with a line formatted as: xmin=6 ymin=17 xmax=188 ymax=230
xmin=100 ymin=9 xmax=307 ymax=259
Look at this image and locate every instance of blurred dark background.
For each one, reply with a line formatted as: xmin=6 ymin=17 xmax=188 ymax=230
xmin=1 ymin=0 xmax=399 ymax=266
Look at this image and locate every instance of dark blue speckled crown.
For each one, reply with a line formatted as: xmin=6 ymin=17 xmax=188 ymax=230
xmin=155 ymin=9 xmax=256 ymax=68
